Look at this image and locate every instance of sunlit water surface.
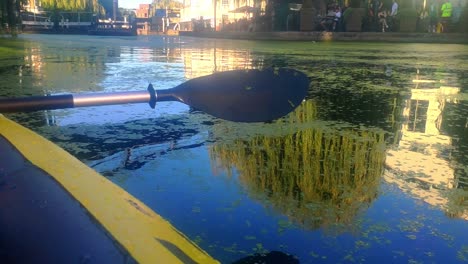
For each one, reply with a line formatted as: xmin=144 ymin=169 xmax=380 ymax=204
xmin=1 ymin=34 xmax=467 ymax=263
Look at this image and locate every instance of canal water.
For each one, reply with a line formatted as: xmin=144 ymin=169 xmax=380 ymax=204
xmin=1 ymin=34 xmax=467 ymax=263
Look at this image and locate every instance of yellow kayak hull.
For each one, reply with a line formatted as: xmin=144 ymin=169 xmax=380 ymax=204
xmin=0 ymin=114 xmax=219 ymax=264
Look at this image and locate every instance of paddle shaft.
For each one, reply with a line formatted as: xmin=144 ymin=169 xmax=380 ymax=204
xmin=0 ymin=68 xmax=310 ymax=122
xmin=0 ymin=89 xmax=176 ymax=113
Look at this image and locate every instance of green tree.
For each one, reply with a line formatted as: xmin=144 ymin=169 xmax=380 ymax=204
xmin=1 ymin=0 xmax=28 ymax=35
xmin=39 ymin=0 xmax=104 ymax=13
xmin=33 ymin=0 xmax=105 ymax=30
xmin=151 ymin=0 xmax=183 ymax=9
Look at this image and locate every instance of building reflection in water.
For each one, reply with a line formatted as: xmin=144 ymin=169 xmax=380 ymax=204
xmin=24 ymin=43 xmax=106 ymax=93
xmin=180 ymin=43 xmax=261 ymax=79
xmin=385 ymin=69 xmax=467 ymax=220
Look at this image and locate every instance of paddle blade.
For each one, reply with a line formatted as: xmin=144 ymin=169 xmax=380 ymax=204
xmin=167 ymin=68 xmax=309 ymax=122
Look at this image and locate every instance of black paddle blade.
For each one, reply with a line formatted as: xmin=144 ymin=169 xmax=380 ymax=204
xmin=160 ymin=68 xmax=310 ymax=122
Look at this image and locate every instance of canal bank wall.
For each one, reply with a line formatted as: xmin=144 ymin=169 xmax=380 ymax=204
xmin=180 ymin=31 xmax=468 ymax=44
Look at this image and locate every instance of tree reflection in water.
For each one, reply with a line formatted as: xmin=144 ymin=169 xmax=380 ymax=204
xmin=209 ymin=99 xmax=387 ymax=231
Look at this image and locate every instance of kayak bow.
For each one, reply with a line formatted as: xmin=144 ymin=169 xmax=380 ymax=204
xmin=0 ymin=115 xmax=219 ymax=264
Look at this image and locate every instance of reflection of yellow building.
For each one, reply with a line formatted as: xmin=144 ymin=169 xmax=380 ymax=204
xmin=22 ymin=43 xmax=105 ymax=93
xmin=180 ymin=45 xmax=261 ymax=79
xmin=384 ymin=78 xmax=467 ymax=220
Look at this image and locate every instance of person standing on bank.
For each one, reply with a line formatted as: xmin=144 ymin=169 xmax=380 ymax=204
xmin=451 ymin=1 xmax=463 ymax=31
xmin=390 ymin=0 xmax=398 ymax=16
xmin=372 ymin=0 xmax=383 ymax=31
xmin=428 ymin=0 xmax=439 ymax=33
xmin=388 ymin=0 xmax=398 ymax=31
xmin=440 ymin=0 xmax=453 ymax=32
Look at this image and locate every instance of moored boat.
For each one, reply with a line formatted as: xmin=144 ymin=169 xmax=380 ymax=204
xmin=0 ymin=114 xmax=218 ymax=263
xmin=20 ymin=11 xmax=93 ymax=35
xmin=88 ymin=19 xmax=137 ymax=36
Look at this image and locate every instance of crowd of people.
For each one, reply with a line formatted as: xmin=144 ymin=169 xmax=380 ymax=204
xmin=194 ymin=0 xmax=464 ymax=33
xmin=320 ymin=0 xmax=464 ymax=33
xmin=317 ymin=0 xmax=397 ymax=32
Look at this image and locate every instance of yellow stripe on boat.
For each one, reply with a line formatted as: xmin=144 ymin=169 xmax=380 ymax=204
xmin=0 ymin=114 xmax=219 ymax=264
